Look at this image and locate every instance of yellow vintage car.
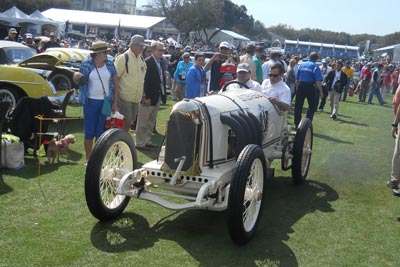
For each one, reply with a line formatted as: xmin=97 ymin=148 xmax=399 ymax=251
xmin=0 ymin=63 xmax=56 ymax=109
xmin=0 ymin=41 xmax=78 ymax=108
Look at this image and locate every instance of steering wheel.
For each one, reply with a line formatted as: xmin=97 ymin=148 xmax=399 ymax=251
xmin=220 ymin=80 xmax=250 ymax=92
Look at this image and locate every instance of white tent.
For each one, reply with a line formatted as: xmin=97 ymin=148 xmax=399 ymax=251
xmin=42 ymin=8 xmax=169 ymax=38
xmin=0 ymin=7 xmax=58 ymax=35
xmin=2 ymin=6 xmax=37 ymax=24
xmin=28 ymin=10 xmax=59 ymax=35
xmin=200 ymin=28 xmax=250 ymax=49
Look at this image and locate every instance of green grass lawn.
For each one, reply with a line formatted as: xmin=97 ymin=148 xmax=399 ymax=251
xmin=0 ymin=95 xmax=399 ymax=267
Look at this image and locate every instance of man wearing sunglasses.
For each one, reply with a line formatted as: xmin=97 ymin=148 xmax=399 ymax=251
xmin=261 ymin=63 xmax=291 ymax=111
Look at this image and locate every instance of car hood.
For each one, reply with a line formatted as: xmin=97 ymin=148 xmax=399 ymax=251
xmin=18 ymin=53 xmax=61 ymax=70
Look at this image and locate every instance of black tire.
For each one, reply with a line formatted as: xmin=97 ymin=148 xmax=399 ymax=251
xmin=50 ymin=73 xmax=72 ymax=91
xmin=291 ymin=118 xmax=313 ymax=184
xmin=228 ymin=144 xmax=267 ymax=245
xmin=0 ymin=86 xmax=21 ymax=109
xmin=85 ymin=128 xmax=137 ymax=221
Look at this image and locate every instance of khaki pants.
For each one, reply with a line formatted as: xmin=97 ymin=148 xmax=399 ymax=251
xmin=391 ymin=126 xmax=400 ymax=181
xmin=175 ymin=82 xmax=186 ymax=101
xmin=329 ymin=90 xmax=341 ymax=116
xmin=135 ymin=97 xmax=160 ymax=147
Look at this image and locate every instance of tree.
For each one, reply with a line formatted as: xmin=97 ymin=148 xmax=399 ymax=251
xmin=151 ymin=0 xmax=267 ymax=43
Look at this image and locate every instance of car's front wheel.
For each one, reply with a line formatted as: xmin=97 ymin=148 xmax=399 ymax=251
xmin=0 ymin=86 xmax=20 ymax=109
xmin=228 ymin=144 xmax=267 ymax=245
xmin=85 ymin=128 xmax=137 ymax=221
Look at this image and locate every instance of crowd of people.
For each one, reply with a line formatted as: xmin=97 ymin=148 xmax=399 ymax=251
xmin=5 ymin=29 xmax=399 ymax=200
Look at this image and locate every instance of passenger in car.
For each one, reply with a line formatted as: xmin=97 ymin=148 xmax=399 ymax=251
xmin=261 ymin=63 xmax=291 ymax=111
xmin=234 ymin=63 xmax=262 ymax=92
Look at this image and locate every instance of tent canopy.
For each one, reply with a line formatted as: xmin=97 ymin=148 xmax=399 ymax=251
xmin=2 ymin=6 xmax=37 ymax=24
xmin=42 ymin=8 xmax=166 ymax=31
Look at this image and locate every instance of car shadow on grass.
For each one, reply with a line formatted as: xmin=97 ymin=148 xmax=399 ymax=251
xmin=89 ymin=178 xmax=338 ymax=267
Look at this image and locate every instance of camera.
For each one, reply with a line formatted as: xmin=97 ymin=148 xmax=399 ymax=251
xmin=219 ymin=54 xmax=228 ymax=60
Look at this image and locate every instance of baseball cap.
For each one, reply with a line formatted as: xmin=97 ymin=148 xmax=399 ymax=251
xmin=219 ymin=41 xmax=230 ymax=49
xmin=25 ymin=33 xmax=33 ymax=38
xmin=321 ymin=59 xmax=327 ymax=64
xmin=237 ymin=63 xmax=251 ymax=73
xmin=129 ymin=35 xmax=145 ymax=46
xmin=9 ymin=28 xmax=17 ymax=34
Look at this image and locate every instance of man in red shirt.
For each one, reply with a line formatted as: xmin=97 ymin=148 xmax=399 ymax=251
xmin=359 ymin=62 xmax=372 ymax=102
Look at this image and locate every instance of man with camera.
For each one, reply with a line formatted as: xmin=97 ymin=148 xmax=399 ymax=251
xmin=205 ymin=41 xmax=235 ymax=93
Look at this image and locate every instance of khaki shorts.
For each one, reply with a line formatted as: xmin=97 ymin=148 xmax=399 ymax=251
xmin=118 ymin=98 xmax=139 ymax=123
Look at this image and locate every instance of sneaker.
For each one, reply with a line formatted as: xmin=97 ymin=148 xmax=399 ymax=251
xmin=392 ymin=189 xmax=400 ymax=197
xmin=332 ymin=114 xmax=337 ymax=120
xmin=386 ymin=180 xmax=399 ymax=190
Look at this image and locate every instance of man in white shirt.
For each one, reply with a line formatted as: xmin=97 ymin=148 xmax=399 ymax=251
xmin=262 ymin=52 xmax=283 ymax=80
xmin=318 ymin=58 xmax=332 ymax=111
xmin=261 ymin=63 xmax=291 ymax=111
xmin=235 ymin=63 xmax=262 ymax=92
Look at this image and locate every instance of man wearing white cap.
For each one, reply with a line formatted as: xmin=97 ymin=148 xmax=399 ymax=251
xmin=22 ymin=33 xmax=37 ymax=51
xmin=205 ymin=41 xmax=234 ymax=92
xmin=261 ymin=63 xmax=291 ymax=111
xmin=114 ymin=34 xmax=147 ymax=131
xmin=233 ymin=63 xmax=262 ymax=92
xmin=4 ymin=28 xmax=18 ymax=41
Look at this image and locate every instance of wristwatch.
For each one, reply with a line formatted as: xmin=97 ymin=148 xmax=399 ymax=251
xmin=392 ymin=123 xmax=398 ymax=127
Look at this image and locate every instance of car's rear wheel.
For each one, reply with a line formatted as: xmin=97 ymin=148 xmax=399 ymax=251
xmin=50 ymin=73 xmax=71 ymax=91
xmin=0 ymin=86 xmax=21 ymax=109
xmin=228 ymin=144 xmax=266 ymax=245
xmin=291 ymin=118 xmax=313 ymax=184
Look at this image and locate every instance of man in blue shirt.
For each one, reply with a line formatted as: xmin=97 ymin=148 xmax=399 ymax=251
xmin=294 ymin=52 xmax=323 ymax=127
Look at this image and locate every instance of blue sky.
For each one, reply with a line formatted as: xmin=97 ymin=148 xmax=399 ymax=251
xmin=136 ymin=0 xmax=398 ymax=36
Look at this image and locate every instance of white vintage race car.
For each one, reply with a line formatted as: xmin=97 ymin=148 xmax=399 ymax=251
xmin=84 ymin=81 xmax=313 ymax=245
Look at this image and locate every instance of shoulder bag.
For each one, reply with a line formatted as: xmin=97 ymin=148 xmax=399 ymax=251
xmin=95 ymin=66 xmax=112 ymax=117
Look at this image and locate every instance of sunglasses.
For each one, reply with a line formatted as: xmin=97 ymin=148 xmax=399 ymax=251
xmin=183 ymin=56 xmax=189 ymax=59
xmin=220 ymin=47 xmax=228 ymax=50
xmin=269 ymin=73 xmax=280 ymax=78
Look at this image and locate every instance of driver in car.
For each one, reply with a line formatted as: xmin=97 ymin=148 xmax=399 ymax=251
xmin=261 ymin=63 xmax=291 ymax=111
xmin=227 ymin=63 xmax=262 ymax=92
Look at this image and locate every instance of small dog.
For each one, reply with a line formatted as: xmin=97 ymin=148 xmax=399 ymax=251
xmin=47 ymin=134 xmax=76 ymax=164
